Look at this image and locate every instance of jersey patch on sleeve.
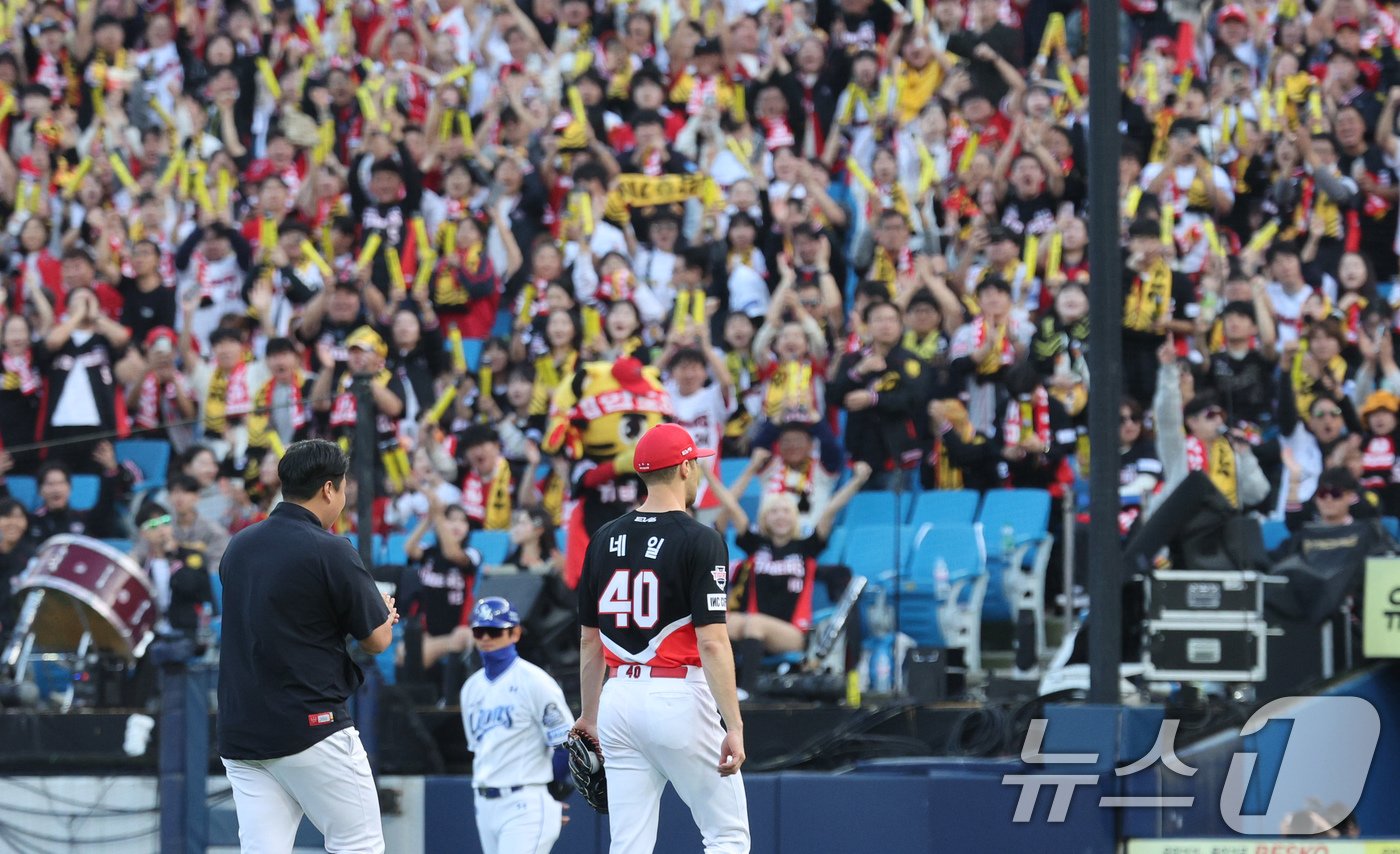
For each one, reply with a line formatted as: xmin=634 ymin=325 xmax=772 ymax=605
xmin=543 ymin=702 xmax=571 ymax=744
xmin=707 ymin=593 xmax=727 ymax=611
xmin=712 ymin=566 xmax=727 ymax=590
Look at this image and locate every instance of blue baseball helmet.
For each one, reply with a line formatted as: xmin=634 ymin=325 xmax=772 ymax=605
xmin=470 ymin=596 xmax=520 ymax=629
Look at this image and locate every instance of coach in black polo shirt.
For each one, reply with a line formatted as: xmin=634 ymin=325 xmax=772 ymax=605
xmin=217 ymin=439 xmax=397 ymax=853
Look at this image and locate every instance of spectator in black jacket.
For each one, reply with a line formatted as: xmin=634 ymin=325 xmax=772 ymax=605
xmin=27 ymin=443 xmax=132 ymax=544
xmin=828 ymin=301 xmax=923 ymax=489
xmin=386 ymin=304 xmax=449 ymax=430
xmin=942 ymin=360 xmax=1077 ymax=491
xmin=349 ymin=139 xmax=424 ymax=298
xmin=946 ymin=0 xmax=1024 ymax=104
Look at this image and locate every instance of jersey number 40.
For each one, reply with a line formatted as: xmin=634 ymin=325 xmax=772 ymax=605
xmin=599 ymin=570 xmax=659 ymax=628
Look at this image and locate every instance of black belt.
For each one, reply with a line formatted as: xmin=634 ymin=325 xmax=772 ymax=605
xmin=476 ymin=785 xmax=525 ymax=799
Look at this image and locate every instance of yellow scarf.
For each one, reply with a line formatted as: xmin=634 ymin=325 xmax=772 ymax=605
xmin=902 ymin=330 xmax=944 ymax=362
xmin=1124 ymin=260 xmax=1172 ymax=333
xmin=530 ymin=349 xmax=578 ymax=415
xmin=1290 ymin=342 xmax=1347 ymax=417
xmin=838 ymin=78 xmax=892 ymax=134
xmin=896 ymin=62 xmax=942 ymax=124
xmin=1203 ymin=437 xmax=1239 ymax=506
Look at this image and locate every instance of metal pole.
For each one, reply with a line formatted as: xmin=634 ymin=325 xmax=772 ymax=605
xmin=352 ymin=373 xmax=377 ymax=571
xmin=1086 ymin=0 xmax=1123 ymax=706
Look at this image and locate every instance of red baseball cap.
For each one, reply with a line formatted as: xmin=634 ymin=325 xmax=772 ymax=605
xmin=634 ymin=423 xmax=715 ymax=472
xmin=1217 ymin=4 xmax=1247 ymax=23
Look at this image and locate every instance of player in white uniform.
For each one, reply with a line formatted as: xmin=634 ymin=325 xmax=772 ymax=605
xmin=460 ymin=596 xmax=575 ymax=854
xmin=576 ymin=423 xmax=750 ymax=853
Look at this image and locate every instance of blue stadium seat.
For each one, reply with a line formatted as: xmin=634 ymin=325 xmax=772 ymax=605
xmin=1385 ymin=517 xmax=1400 ymax=543
xmin=977 ymin=490 xmax=1054 ymax=660
xmin=4 ymin=475 xmax=37 ymax=511
xmin=472 ymin=530 xmax=512 ymax=566
xmin=725 ymin=527 xmax=741 ymax=560
xmin=556 ymin=527 xmax=568 ymax=555
xmin=842 ymin=490 xmax=911 ymax=527
xmin=491 ymin=310 xmax=513 ymax=339
xmin=379 ymin=534 xmax=404 ymax=565
xmin=893 ymin=524 xmax=989 ymax=667
xmin=1260 ymin=519 xmax=1290 ymax=551
xmin=908 ymin=490 xmax=980 ymax=527
xmin=738 ymin=494 xmax=761 ymax=526
xmin=719 ymin=458 xmax=748 ymax=487
xmin=114 ymin=439 xmax=170 ymax=491
xmin=69 ymin=475 xmax=101 ymax=511
xmin=844 ymin=524 xmax=919 ymax=579
xmin=443 ymin=337 xmax=484 ymax=372
xmin=818 ymin=527 xmax=847 ymax=564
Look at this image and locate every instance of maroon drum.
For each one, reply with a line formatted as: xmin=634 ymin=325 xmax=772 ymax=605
xmin=16 ymin=535 xmax=156 ymax=660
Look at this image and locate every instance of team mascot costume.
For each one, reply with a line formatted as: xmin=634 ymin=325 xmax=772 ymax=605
xmin=544 ymin=356 xmax=673 ymax=588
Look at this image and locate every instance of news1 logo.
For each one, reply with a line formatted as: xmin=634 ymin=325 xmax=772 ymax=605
xmin=1002 ymin=696 xmax=1380 ymax=835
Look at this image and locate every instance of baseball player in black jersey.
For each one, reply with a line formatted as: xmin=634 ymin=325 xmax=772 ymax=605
xmin=576 ymin=423 xmax=750 ymax=853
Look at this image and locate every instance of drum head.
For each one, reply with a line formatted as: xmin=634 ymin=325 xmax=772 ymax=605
xmin=18 ymin=535 xmax=157 ymax=660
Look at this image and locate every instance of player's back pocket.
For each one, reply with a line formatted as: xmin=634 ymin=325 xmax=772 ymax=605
xmin=642 ymin=691 xmax=695 ymax=750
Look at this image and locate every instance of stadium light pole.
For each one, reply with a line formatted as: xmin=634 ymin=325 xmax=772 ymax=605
xmin=1086 ymin=0 xmax=1123 ymax=706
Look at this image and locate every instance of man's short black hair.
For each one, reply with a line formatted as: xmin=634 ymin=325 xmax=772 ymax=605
xmin=209 ymin=327 xmax=243 ymax=347
xmin=0 ymin=497 xmax=24 ymax=518
xmin=856 ymin=281 xmax=890 ymax=303
xmin=167 ymin=474 xmax=201 ymax=495
xmin=265 ymin=337 xmax=298 ymax=358
xmin=37 ymin=461 xmax=71 ymax=485
xmin=1317 ymin=466 xmax=1361 ymax=495
xmin=907 ymin=288 xmax=940 ymax=311
xmin=976 ymin=275 xmax=1012 ymax=295
xmin=137 ymin=501 xmax=171 ymax=526
xmin=460 ymin=424 xmax=502 ymax=450
xmin=1219 ymin=301 xmax=1257 ymax=323
xmin=370 ymin=158 xmax=402 ymax=177
xmin=572 ymin=162 xmax=610 ymax=188
xmin=680 ymin=245 xmax=711 ymax=273
xmin=278 ymin=439 xmax=350 ymax=502
xmin=631 ymin=109 xmax=664 ymax=131
xmin=279 ymin=218 xmax=310 ymax=238
xmin=667 ymin=347 xmax=707 ymax=371
xmin=862 ymin=299 xmax=901 ymax=324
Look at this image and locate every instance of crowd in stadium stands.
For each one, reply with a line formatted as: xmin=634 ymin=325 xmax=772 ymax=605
xmin=0 ymin=0 xmax=1398 ymax=694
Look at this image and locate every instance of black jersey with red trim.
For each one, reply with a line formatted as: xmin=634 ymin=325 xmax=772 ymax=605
xmin=578 ymin=510 xmax=729 ymax=669
xmin=733 ymin=530 xmax=824 ymax=631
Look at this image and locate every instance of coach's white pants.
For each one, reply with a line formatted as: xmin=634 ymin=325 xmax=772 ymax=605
xmin=598 ymin=669 xmax=749 ymax=854
xmin=222 ymin=727 xmax=385 ymax=854
xmin=474 ymin=785 xmax=562 ymax=854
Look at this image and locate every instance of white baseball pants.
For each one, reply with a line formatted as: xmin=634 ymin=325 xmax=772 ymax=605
xmin=221 ymin=727 xmax=385 ymax=854
xmin=598 ymin=667 xmax=750 ymax=853
xmin=474 ymin=785 xmax=562 ymax=854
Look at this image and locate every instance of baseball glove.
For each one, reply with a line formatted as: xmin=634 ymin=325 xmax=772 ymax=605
xmin=565 ymin=727 xmax=608 ymax=813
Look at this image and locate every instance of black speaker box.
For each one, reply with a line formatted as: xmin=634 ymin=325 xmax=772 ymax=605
xmin=904 ymin=647 xmax=949 ymax=702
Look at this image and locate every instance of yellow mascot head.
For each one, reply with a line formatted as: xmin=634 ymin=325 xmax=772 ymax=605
xmin=543 ymin=356 xmax=673 ymax=472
